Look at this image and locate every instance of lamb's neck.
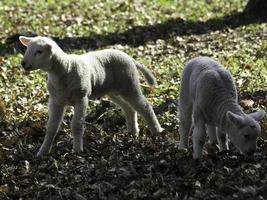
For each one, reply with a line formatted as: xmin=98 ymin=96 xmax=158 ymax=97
xmin=48 ymin=50 xmax=73 ymax=77
xmin=218 ymin=98 xmax=243 ymax=131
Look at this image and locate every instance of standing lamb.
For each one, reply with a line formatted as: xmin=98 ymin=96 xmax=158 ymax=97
xmin=178 ymin=56 xmax=265 ymax=159
xmin=19 ymin=36 xmax=163 ymax=157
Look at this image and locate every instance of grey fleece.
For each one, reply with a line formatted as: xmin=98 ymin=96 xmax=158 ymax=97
xmin=178 ymin=56 xmax=265 ymax=159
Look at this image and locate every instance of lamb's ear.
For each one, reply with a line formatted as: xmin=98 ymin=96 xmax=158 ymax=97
xmin=227 ymin=111 xmax=245 ymax=128
xmin=19 ymin=36 xmax=32 ymax=46
xmin=249 ymin=110 xmax=266 ymax=121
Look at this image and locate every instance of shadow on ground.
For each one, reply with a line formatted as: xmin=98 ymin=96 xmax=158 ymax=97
xmin=3 ymin=9 xmax=267 ymax=55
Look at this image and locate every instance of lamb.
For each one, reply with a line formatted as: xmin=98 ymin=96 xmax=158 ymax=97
xmin=19 ymin=36 xmax=163 ymax=157
xmin=178 ymin=56 xmax=265 ymax=159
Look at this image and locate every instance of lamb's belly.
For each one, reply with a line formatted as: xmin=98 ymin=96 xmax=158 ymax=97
xmin=89 ymin=91 xmax=107 ymax=99
xmin=202 ymin=111 xmax=217 ymax=126
xmin=196 ymin=100 xmax=216 ymax=125
xmin=54 ymin=95 xmax=75 ymax=105
xmin=49 ymin=90 xmax=79 ymax=106
xmin=89 ymin=86 xmax=112 ymax=99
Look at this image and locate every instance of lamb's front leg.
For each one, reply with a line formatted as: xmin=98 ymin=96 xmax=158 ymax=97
xmin=206 ymin=125 xmax=217 ymax=145
xmin=216 ymin=129 xmax=228 ymax=151
xmin=192 ymin=113 xmax=207 ymax=160
xmin=72 ymin=97 xmax=88 ymax=152
xmin=37 ymin=99 xmax=65 ymax=157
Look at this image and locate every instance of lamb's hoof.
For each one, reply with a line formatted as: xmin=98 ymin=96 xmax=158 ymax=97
xmin=244 ymin=154 xmax=255 ymax=163
xmin=193 ymin=158 xmax=202 ymax=165
xmin=158 ymin=127 xmax=164 ymax=133
xmin=36 ymin=149 xmax=49 ymax=157
xmin=206 ymin=143 xmax=219 ymax=155
xmin=178 ymin=147 xmax=188 ymax=153
xmin=72 ymin=148 xmax=84 ymax=154
xmin=128 ymin=130 xmax=140 ymax=139
xmin=178 ymin=142 xmax=188 ymax=152
xmin=151 ymin=128 xmax=167 ymax=141
xmin=193 ymin=153 xmax=202 ymax=161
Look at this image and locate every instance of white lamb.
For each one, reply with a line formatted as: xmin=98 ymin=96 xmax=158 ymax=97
xmin=19 ymin=36 xmax=163 ymax=157
xmin=178 ymin=56 xmax=265 ymax=159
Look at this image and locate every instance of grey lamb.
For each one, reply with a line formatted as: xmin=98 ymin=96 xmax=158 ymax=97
xmin=19 ymin=36 xmax=163 ymax=157
xmin=178 ymin=56 xmax=265 ymax=159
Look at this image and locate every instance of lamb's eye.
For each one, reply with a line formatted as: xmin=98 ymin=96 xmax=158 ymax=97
xmin=244 ymin=134 xmax=250 ymax=140
xmin=250 ymin=125 xmax=256 ymax=129
xmin=34 ymin=50 xmax=43 ymax=56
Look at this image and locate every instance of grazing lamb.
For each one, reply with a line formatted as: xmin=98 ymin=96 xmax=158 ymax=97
xmin=178 ymin=56 xmax=265 ymax=159
xmin=19 ymin=36 xmax=163 ymax=157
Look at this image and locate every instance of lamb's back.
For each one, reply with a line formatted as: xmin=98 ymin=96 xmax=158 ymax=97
xmin=180 ymin=57 xmax=223 ymax=101
xmin=78 ymin=49 xmax=140 ymax=98
xmin=83 ymin=49 xmax=133 ymax=68
xmin=188 ymin=57 xmax=237 ymax=124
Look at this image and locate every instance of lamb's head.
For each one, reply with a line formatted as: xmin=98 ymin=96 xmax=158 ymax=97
xmin=19 ymin=36 xmax=56 ymax=71
xmin=226 ymin=110 xmax=265 ymax=156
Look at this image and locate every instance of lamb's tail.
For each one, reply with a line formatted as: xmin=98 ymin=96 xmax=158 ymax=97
xmin=133 ymin=59 xmax=158 ymax=86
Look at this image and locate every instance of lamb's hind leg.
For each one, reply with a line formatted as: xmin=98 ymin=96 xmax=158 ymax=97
xmin=121 ymin=93 xmax=163 ymax=136
xmin=178 ymin=100 xmax=192 ymax=150
xmin=108 ymin=93 xmax=139 ymax=135
xmin=192 ymin=111 xmax=207 ymax=159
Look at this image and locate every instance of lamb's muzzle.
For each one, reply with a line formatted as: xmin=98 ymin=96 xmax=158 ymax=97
xmin=21 ymin=60 xmax=26 ymax=68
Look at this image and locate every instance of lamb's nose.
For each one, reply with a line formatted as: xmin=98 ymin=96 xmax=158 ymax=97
xmin=247 ymin=149 xmax=255 ymax=156
xmin=21 ymin=61 xmax=26 ymax=68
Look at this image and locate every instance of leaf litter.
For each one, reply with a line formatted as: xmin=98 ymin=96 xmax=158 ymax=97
xmin=0 ymin=0 xmax=267 ymax=199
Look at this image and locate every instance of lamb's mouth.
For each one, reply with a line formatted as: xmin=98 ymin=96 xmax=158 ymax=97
xmin=23 ymin=65 xmax=35 ymax=71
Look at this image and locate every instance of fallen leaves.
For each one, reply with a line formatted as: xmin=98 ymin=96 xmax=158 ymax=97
xmin=0 ymin=100 xmax=6 ymax=120
xmin=0 ymin=184 xmax=9 ymax=193
xmin=241 ymin=99 xmax=254 ymax=108
xmin=0 ymin=0 xmax=266 ymax=199
xmin=1 ymin=114 xmax=267 ymax=199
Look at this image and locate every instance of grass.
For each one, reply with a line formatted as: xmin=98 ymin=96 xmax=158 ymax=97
xmin=0 ymin=0 xmax=266 ymax=199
